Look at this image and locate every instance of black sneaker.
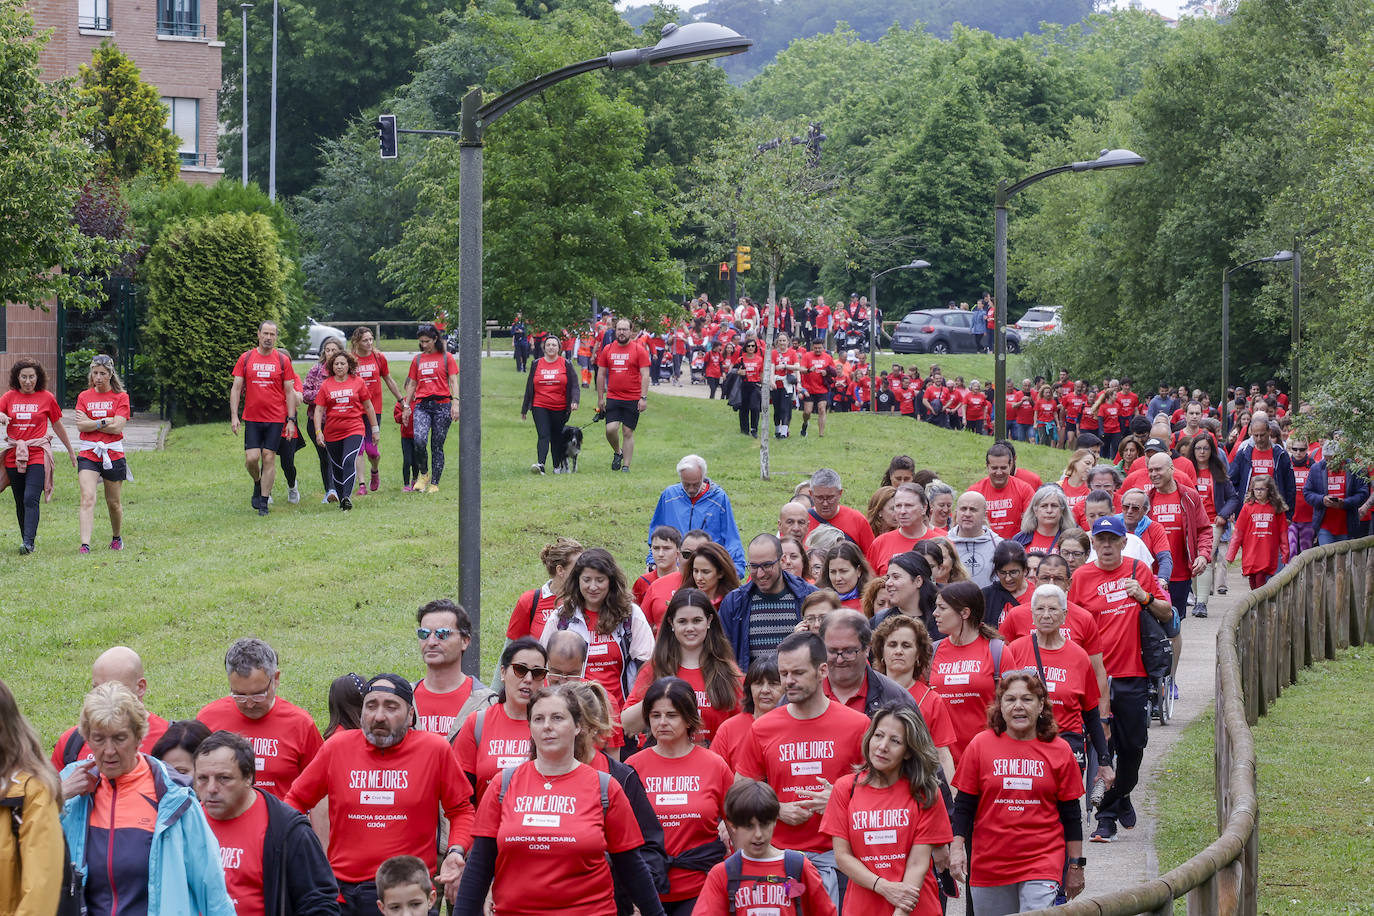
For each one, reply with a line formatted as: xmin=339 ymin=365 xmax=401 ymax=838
xmin=340 ymin=496 xmax=352 ymax=511
xmin=1120 ymin=801 xmax=1137 ymax=829
xmin=257 ymin=502 xmax=270 ymax=516
xmin=800 ymin=423 xmax=808 ymax=437
xmin=19 ymin=542 xmax=34 ymax=555
xmin=611 ymin=452 xmax=623 ymax=471
xmin=1090 ymin=819 xmax=1117 ymax=843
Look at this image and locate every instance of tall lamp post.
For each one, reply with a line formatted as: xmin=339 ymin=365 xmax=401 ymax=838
xmin=993 ymin=148 xmax=1147 ymax=440
xmin=867 ymin=259 xmax=930 ymax=411
xmin=267 ymin=0 xmax=278 ymax=200
xmin=240 ymin=3 xmax=252 ymax=187
xmin=450 ymin=22 xmax=751 ymax=674
xmin=1221 ymin=249 xmax=1294 ymax=437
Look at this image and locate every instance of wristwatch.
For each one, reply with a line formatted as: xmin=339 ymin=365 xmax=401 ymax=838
xmin=1068 ymin=857 xmax=1087 ymax=868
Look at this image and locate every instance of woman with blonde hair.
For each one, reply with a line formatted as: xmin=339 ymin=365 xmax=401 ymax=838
xmin=74 ymin=354 xmax=131 ymax=553
xmin=1059 ymin=448 xmax=1096 ymax=522
xmin=0 ymin=678 xmax=66 ymax=915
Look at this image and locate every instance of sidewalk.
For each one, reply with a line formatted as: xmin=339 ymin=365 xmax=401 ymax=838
xmin=48 ymin=410 xmax=168 ymax=453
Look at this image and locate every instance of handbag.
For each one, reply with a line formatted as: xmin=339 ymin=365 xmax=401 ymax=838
xmin=1131 ymin=560 xmax=1174 ymax=677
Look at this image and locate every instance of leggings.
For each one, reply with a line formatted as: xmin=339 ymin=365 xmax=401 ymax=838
xmin=325 ymin=435 xmax=363 ymax=496
xmin=738 ymin=381 xmax=760 ymax=434
xmin=531 ymin=406 xmax=570 ymax=468
xmin=308 ymin=411 xmax=331 ymax=492
xmin=7 ymin=465 xmax=44 ymax=546
xmin=771 ymin=387 xmax=793 ymax=430
xmin=1248 ymin=571 xmax=1273 ymax=590
xmin=278 ymin=415 xmax=302 ymax=487
xmin=967 ymin=418 xmax=985 ymax=435
xmin=400 ymin=437 xmax=416 ymax=486
xmin=412 ymin=400 xmax=452 ymax=483
xmin=707 ymin=376 xmax=720 ymax=399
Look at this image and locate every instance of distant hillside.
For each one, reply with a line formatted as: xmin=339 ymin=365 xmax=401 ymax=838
xmin=623 ymin=0 xmax=1099 ymax=81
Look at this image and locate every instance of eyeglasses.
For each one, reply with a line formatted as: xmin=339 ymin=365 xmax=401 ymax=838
xmin=546 ymin=671 xmax=585 ymax=684
xmin=91 ymin=355 xmax=115 ymax=367
xmin=747 ymin=558 xmax=780 ymax=572
xmin=509 ymin=663 xmax=549 ymax=681
xmin=1057 ymin=548 xmax=1086 ymax=559
xmin=231 ymin=689 xmax=272 ymax=702
xmin=995 ymin=567 xmax=1026 ymax=579
xmin=1122 ymin=503 xmax=1147 ymax=512
xmin=417 ymin=627 xmax=460 ymax=641
xmin=826 ymin=646 xmax=864 ymax=661
xmin=802 ymin=613 xmax=831 ymax=626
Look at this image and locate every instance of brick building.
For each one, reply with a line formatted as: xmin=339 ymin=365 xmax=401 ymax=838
xmin=4 ymin=0 xmax=222 ymax=386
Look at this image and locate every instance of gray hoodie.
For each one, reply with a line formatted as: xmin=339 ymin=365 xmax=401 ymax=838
xmin=950 ymin=525 xmax=1002 ymax=587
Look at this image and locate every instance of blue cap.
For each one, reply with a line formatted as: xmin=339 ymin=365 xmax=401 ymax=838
xmin=1091 ymin=516 xmax=1127 ymax=538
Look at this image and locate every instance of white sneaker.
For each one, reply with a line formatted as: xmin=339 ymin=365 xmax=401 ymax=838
xmin=267 ymin=494 xmax=274 ymax=505
xmin=287 ymin=486 xmax=301 ymax=504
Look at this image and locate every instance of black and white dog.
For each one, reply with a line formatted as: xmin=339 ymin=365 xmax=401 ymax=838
xmin=559 ymin=426 xmax=584 ymax=473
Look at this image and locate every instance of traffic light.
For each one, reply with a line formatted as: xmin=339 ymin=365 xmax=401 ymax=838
xmin=736 ymin=246 xmax=751 ymax=273
xmin=377 ymin=114 xmax=398 ymax=159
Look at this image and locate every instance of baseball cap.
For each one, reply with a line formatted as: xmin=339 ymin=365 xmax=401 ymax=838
xmin=1091 ymin=516 xmax=1127 ymax=538
xmin=1144 ymin=437 xmax=1169 ymax=453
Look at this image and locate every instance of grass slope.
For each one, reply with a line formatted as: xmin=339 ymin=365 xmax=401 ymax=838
xmin=2 ymin=356 xmax=1062 ymax=745
xmin=1154 ymin=649 xmax=1374 ymax=914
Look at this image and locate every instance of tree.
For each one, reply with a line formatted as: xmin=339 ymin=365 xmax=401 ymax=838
xmin=686 ymin=119 xmax=855 ymax=478
xmin=143 ymin=212 xmax=287 ymax=422
xmin=78 ymin=41 xmax=180 ymax=183
xmin=0 ymin=0 xmax=131 ymax=311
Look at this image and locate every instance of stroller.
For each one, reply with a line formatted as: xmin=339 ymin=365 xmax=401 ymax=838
xmin=689 ymin=348 xmax=706 ymax=385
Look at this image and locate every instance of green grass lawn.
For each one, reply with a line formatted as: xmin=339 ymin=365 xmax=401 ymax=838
xmin=1154 ymin=649 xmax=1374 ymax=914
xmin=2 ymin=357 xmax=1066 ymax=746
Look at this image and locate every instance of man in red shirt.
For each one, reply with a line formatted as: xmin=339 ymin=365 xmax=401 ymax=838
xmin=229 ymin=321 xmax=299 ymax=516
xmin=51 ymin=646 xmax=170 ymax=775
xmin=1068 ymin=516 xmax=1171 ymax=844
xmin=1147 ymin=452 xmax=1212 ymax=642
xmin=797 ymin=339 xmax=836 ymax=437
xmin=968 ymin=443 xmax=1035 ymax=539
xmin=193 ymin=731 xmax=339 ymax=916
xmin=596 ymin=318 xmax=651 ymax=473
xmin=285 ymin=674 xmax=474 ymax=914
xmin=804 ymin=468 xmax=874 ymax=552
xmin=412 ymin=599 xmax=495 ymax=739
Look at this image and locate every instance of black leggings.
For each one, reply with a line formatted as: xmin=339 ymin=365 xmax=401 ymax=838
xmin=308 ymin=411 xmax=330 ymax=492
xmin=7 ymin=465 xmax=44 ymax=546
xmin=400 ymin=437 xmax=416 ymax=486
xmin=325 ymin=435 xmax=363 ymax=496
xmin=738 ymin=381 xmax=760 ymax=434
xmin=278 ymin=415 xmax=302 ymax=487
xmin=771 ymin=387 xmax=793 ymax=429
xmin=707 ymin=376 xmax=720 ymax=399
xmin=531 ymin=406 xmax=570 ymax=467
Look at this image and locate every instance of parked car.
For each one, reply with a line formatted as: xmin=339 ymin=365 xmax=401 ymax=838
xmin=890 ymin=309 xmax=1021 ymax=355
xmin=305 ymin=318 xmax=346 ymax=358
xmin=1012 ymin=305 xmax=1063 ymax=342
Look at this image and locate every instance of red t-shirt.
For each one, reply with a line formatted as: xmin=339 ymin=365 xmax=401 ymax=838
xmin=1227 ymin=503 xmax=1287 ymax=575
xmin=454 ymin=703 xmax=532 ymax=804
xmin=412 ymin=677 xmax=476 ymax=738
xmin=625 ymin=746 xmax=734 ymax=901
xmin=740 ymin=352 xmax=765 ymax=384
xmin=531 ymin=357 xmax=571 ymax=411
xmin=1249 ymin=447 xmax=1276 ymax=480
xmin=735 ymin=702 xmax=871 ymax=852
xmin=196 ymin=696 xmax=324 ymax=799
xmin=352 ymin=351 xmax=391 ymax=411
xmin=597 ymin=341 xmax=650 ymax=401
xmin=771 ymin=348 xmax=796 ymax=389
xmin=951 ymin=730 xmax=1083 ymax=886
xmin=895 ymin=387 xmax=915 ymax=415
xmin=1013 ymin=391 xmax=1036 ymax=426
xmin=0 ymin=389 xmax=63 ymax=467
xmin=1098 ymin=397 xmax=1122 ymax=433
xmin=506 ymin=585 xmax=561 ymax=640
xmin=1148 ymin=488 xmax=1191 ymax=581
xmin=1062 ymin=393 xmax=1087 ymax=422
xmin=968 ymin=475 xmax=1035 ymax=540
xmin=633 ymin=569 xmax=661 ymax=606
xmin=815 ymin=305 xmax=831 ymax=329
xmin=626 ymin=664 xmax=741 ymax=748
xmin=206 ymin=790 xmax=270 ymax=916
xmin=707 ymin=712 xmax=756 ymax=772
xmin=1003 ymin=391 xmax=1020 ymax=422
xmin=1004 ymin=637 xmax=1099 ymax=735
xmin=907 ymin=682 xmax=958 ymax=750
xmin=1116 ymin=391 xmax=1140 ymax=417
xmin=805 ymin=505 xmax=875 ymax=552
xmin=799 ymin=352 xmax=836 ymax=395
xmin=818 ymin=773 xmax=952 ymax=916
xmin=75 ymin=389 xmax=131 ymax=462
xmin=1322 ymin=472 xmax=1349 ymax=536
xmin=866 ymin=528 xmax=936 ymax=576
xmin=641 ymin=571 xmax=683 ymax=632
xmin=997 ymin=601 xmax=1101 ymax=656
xmin=1193 ymin=470 xmax=1218 ymax=523
xmin=928 ymin=637 xmax=998 ymax=761
xmin=283 ymin=728 xmax=474 ymax=883
xmin=1291 ymin=464 xmax=1313 ymax=524
xmin=233 ymin=349 xmax=297 ymax=422
xmin=317 ymin=375 xmax=369 ymax=441
xmin=1061 ymin=481 xmax=1090 ymax=520
xmin=1034 ymin=397 xmax=1058 ymax=424
xmin=1068 ymin=559 xmax=1169 ymax=678
xmin=408 ymin=352 xmax=458 ymax=401
xmin=963 ymin=391 xmax=988 ymax=421
xmin=472 ymin=761 xmax=643 ymax=916
xmin=695 ymin=852 xmax=835 ymax=916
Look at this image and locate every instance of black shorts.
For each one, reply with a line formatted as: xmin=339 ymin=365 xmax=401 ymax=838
xmin=604 ymin=398 xmax=641 ymax=429
xmin=244 ymin=420 xmax=284 ymax=452
xmin=77 ymin=456 xmax=128 ymax=482
xmin=803 ymin=391 xmax=829 ymax=407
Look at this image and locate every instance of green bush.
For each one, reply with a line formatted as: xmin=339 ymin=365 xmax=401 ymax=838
xmin=64 ymin=348 xmax=99 ymax=406
xmin=143 ymin=212 xmax=286 ymax=423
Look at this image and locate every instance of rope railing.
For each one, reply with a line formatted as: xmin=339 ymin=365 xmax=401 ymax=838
xmin=1022 ymin=534 xmax=1374 ymax=916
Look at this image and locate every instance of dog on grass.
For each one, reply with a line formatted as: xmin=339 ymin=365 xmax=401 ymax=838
xmin=559 ymin=426 xmax=583 ymax=473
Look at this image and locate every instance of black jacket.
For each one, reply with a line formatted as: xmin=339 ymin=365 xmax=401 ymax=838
xmin=859 ymin=667 xmax=917 ymax=717
xmin=604 ymin=752 xmax=669 ymax=915
xmin=260 ymin=788 xmax=339 ymax=916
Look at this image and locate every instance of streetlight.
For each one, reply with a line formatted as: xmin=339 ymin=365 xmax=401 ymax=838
xmin=1221 ymin=249 xmax=1295 ymax=437
xmin=267 ymin=0 xmax=278 ymax=200
xmin=993 ymin=149 xmax=1147 ymax=439
xmin=240 ymin=3 xmax=252 ymax=187
xmin=450 ymin=21 xmax=751 ymax=674
xmin=867 ymin=259 xmax=930 ymax=411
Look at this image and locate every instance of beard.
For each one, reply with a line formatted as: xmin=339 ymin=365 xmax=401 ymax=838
xmin=364 ymin=721 xmax=407 ymax=748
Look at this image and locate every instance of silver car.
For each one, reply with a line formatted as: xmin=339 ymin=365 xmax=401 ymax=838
xmin=1012 ymin=305 xmax=1063 ymax=342
xmin=305 ymin=318 xmax=347 ymax=357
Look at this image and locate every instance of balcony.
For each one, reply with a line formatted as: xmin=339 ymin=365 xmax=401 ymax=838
xmin=178 ymin=151 xmax=214 ymax=167
xmin=78 ymin=14 xmax=113 ymax=30
xmin=157 ymin=18 xmax=206 ymax=37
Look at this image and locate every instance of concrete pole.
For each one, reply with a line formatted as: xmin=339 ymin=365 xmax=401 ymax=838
xmin=457 ymin=88 xmax=483 ymax=676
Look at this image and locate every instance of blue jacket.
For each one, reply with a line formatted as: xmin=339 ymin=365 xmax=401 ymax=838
xmin=1228 ymin=443 xmax=1297 ymax=518
xmin=720 ymin=570 xmax=817 ymax=670
xmin=646 ymin=480 xmax=745 ymax=575
xmin=1302 ymin=460 xmax=1370 ymax=534
xmin=60 ymin=754 xmax=235 ymax=916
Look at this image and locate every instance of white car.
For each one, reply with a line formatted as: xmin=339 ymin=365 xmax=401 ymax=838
xmin=1013 ymin=305 xmax=1063 ymax=341
xmin=305 ymin=318 xmax=347 ymax=357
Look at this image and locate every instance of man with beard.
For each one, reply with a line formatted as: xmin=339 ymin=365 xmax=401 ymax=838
xmin=596 ymin=318 xmax=651 ymax=472
xmin=285 ymin=674 xmax=474 ymax=915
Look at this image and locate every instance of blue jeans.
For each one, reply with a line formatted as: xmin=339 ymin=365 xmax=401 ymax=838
xmin=1317 ymin=528 xmax=1348 ymax=546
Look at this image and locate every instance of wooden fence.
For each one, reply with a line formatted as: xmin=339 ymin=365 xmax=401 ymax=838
xmin=1021 ymin=534 xmax=1374 ymax=916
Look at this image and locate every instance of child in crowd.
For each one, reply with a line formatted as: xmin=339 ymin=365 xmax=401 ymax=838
xmin=394 ymin=400 xmax=416 ymax=491
xmin=375 ymin=855 xmax=437 ymax=916
xmin=1226 ymin=473 xmax=1289 ymax=589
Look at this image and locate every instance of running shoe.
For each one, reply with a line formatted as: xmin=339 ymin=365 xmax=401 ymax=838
xmin=403 ymin=484 xmax=414 ymax=492
xmin=257 ymin=504 xmax=270 ymax=516
xmin=339 ymin=496 xmax=352 ymax=511
xmin=531 ymin=463 xmax=545 ymax=475
xmin=321 ymin=494 xmax=331 ymax=504
xmin=1193 ymin=604 xmax=1208 ymax=618
xmin=1090 ymin=820 xmax=1117 ymax=843
xmin=80 ymin=544 xmax=91 ymax=554
xmin=1120 ymin=801 xmax=1137 ymax=829
xmin=1217 ymin=584 xmax=1228 ymax=595
xmin=20 ymin=543 xmax=34 ymax=555
xmin=425 ymin=484 xmax=439 ymax=494
xmin=110 ymin=536 xmax=122 ymax=551
xmin=356 ymin=483 xmax=367 ymax=497
xmin=415 ymin=471 xmax=431 ymax=491
xmin=287 ymin=486 xmax=301 ymax=504
xmin=369 ymin=470 xmax=380 ymax=492
xmin=252 ymin=481 xmax=261 ymax=509
xmin=621 ymin=466 xmax=631 ymax=473
xmin=611 ymin=452 xmax=623 ymax=471
xmin=326 ymin=490 xmax=339 ymax=503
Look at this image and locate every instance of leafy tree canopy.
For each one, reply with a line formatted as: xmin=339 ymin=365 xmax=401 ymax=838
xmin=78 ymin=41 xmax=180 ymax=183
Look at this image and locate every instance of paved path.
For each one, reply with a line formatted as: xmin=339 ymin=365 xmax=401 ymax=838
xmin=48 ymin=411 xmax=168 ymax=453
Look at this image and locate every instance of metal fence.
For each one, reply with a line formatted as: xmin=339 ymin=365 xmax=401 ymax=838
xmin=1023 ymin=534 xmax=1374 ymax=916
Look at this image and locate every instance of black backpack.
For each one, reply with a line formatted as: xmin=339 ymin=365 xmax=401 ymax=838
xmin=1129 ymin=559 xmax=1174 ymax=677
xmin=724 ymin=848 xmax=806 ymax=916
xmin=3 ymin=788 xmax=83 ymax=916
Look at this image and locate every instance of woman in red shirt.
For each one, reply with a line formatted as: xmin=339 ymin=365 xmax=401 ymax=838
xmin=1059 ymin=448 xmax=1096 ymax=525
xmin=620 ymin=588 xmax=742 ymax=747
xmin=521 ymin=336 xmax=580 ymax=475
xmin=402 ymin=324 xmax=459 ymax=493
xmin=818 ymin=541 xmax=875 ymax=609
xmin=454 ymin=637 xmax=548 ymax=803
xmin=626 ymin=678 xmax=733 ymax=916
xmin=1033 ymin=384 xmax=1061 ymax=447
xmin=928 ymin=581 xmax=1001 ymax=762
xmin=961 ymin=379 xmax=989 ymax=435
xmin=820 ymin=705 xmax=953 ymax=916
xmin=312 ymin=351 xmax=379 ymax=511
xmin=708 ymin=655 xmax=781 ymax=771
xmin=74 ymin=354 xmax=131 ymax=553
xmin=1013 ymin=485 xmax=1070 ymax=552
xmin=735 ymin=337 xmax=764 ymax=438
xmin=302 ymin=337 xmax=345 ymax=499
xmin=689 ymin=543 xmax=741 ymax=610
xmin=349 ymin=327 xmax=404 ymax=495
xmin=870 ymin=614 xmax=956 ymax=780
xmin=1 ymin=358 xmax=75 ymax=553
xmin=949 ymin=673 xmax=1085 ymax=913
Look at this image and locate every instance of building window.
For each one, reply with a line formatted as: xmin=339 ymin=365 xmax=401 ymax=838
xmin=158 ymin=0 xmax=204 ymax=37
xmin=161 ymin=97 xmax=201 ymax=166
xmin=79 ymin=0 xmax=111 ymax=30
